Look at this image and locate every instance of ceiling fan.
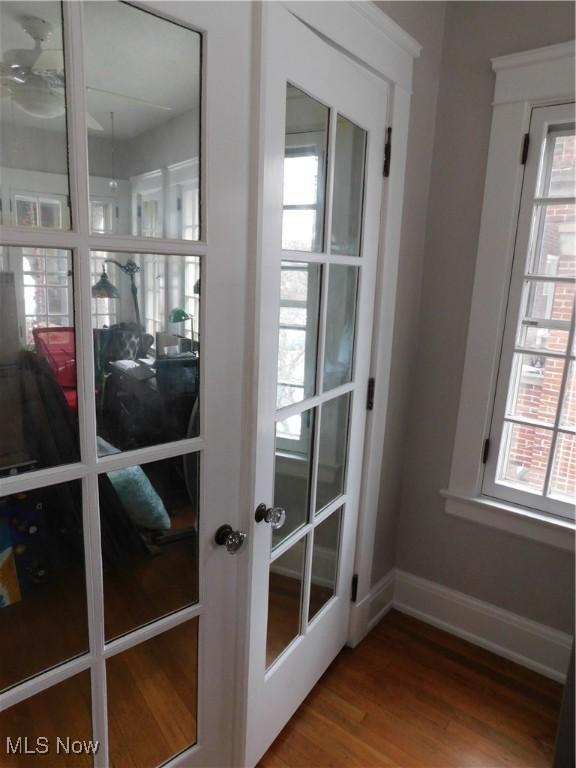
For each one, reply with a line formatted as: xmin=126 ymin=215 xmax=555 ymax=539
xmin=0 ymin=15 xmax=172 ymax=130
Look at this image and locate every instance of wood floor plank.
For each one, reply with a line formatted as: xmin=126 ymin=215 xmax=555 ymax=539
xmin=258 ymin=610 xmax=562 ymax=768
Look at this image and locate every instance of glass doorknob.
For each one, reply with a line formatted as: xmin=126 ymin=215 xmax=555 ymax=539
xmin=255 ymin=504 xmax=286 ymax=529
xmin=214 ymin=524 xmax=247 ymax=554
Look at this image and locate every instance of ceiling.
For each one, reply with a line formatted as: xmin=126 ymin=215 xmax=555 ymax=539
xmin=0 ymin=0 xmax=201 ymax=138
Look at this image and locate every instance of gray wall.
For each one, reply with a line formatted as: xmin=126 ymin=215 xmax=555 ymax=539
xmin=371 ymin=1 xmax=447 ymax=578
xmin=372 ymin=1 xmax=575 ymax=633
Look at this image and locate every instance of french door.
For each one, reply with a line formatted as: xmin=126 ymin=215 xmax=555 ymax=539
xmin=245 ymin=5 xmax=389 ymax=763
xmin=0 ymin=2 xmax=252 ymax=766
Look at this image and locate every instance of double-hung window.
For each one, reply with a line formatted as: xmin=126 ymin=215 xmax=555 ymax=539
xmin=483 ymin=106 xmax=575 ymax=520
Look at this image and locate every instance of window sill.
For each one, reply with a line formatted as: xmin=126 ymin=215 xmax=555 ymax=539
xmin=441 ymin=490 xmax=575 ymax=552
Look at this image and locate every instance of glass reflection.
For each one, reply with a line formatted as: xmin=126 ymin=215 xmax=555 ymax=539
xmin=282 ymin=84 xmax=329 ymax=252
xmin=92 ymin=251 xmax=200 ymax=454
xmin=273 ymin=408 xmax=314 ymax=548
xmin=0 ymin=672 xmax=93 ymax=767
xmin=323 ymin=265 xmax=358 ymax=392
xmin=0 ymin=481 xmax=88 ymax=692
xmin=100 ymin=454 xmax=199 ymax=641
xmin=266 ymin=538 xmax=305 ymax=668
xmin=316 ymin=394 xmax=350 ymax=512
xmin=331 ymin=116 xmax=366 ymax=256
xmin=107 ymin=619 xmax=198 ymax=768
xmin=277 ymin=262 xmax=321 ymax=408
xmin=0 ymin=2 xmax=71 ymax=229
xmin=309 ymin=508 xmax=341 ymax=622
xmin=83 ymin=2 xmax=201 ymax=240
xmin=0 ymin=247 xmax=79 ymax=477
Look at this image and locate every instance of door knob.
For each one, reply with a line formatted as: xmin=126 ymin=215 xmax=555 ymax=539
xmin=255 ymin=503 xmax=286 ymax=530
xmin=214 ymin=524 xmax=247 ymax=554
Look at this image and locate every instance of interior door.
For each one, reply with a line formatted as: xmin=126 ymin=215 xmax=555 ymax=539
xmin=0 ymin=2 xmax=252 ymax=767
xmin=245 ymin=5 xmax=389 ymax=763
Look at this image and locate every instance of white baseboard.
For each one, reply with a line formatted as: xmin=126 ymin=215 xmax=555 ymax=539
xmin=348 ymin=569 xmax=572 ymax=682
xmin=394 ymin=569 xmax=572 ymax=683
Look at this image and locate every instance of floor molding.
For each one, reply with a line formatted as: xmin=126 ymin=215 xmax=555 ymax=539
xmin=353 ymin=569 xmax=572 ymax=682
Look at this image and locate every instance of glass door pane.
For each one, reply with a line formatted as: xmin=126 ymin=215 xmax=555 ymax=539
xmin=282 ymin=85 xmax=329 ymax=252
xmin=83 ymin=2 xmax=202 ymax=240
xmin=0 ymin=248 xmax=79 ymax=476
xmin=331 ymin=116 xmax=366 ymax=256
xmin=0 ymin=2 xmax=71 ymax=229
xmin=91 ymin=251 xmax=200 ymax=454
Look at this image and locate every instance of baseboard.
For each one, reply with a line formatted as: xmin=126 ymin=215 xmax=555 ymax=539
xmin=394 ymin=569 xmax=572 ymax=683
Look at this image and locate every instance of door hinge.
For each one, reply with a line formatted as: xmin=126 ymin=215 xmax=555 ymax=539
xmin=383 ymin=127 xmax=392 ymax=177
xmin=351 ymin=574 xmax=359 ymax=603
xmin=366 ymin=377 xmax=375 ymax=411
xmin=482 ymin=438 xmax=490 ymax=464
xmin=521 ymin=133 xmax=530 ymax=165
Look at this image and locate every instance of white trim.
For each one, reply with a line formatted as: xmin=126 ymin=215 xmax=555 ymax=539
xmin=445 ymin=41 xmax=576 ymax=536
xmin=491 ymin=41 xmax=575 ymax=72
xmin=442 ymin=491 xmax=575 ymax=552
xmin=283 ymin=1 xmax=419 ymax=92
xmin=348 ymin=569 xmax=572 ymax=683
xmin=394 ymin=570 xmax=572 ymax=684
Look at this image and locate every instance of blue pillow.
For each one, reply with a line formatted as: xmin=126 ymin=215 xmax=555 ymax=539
xmin=107 ymin=466 xmax=171 ymax=531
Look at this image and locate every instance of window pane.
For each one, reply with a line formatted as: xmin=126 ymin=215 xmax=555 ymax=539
xmin=316 ymin=394 xmax=350 ymax=512
xmin=266 ymin=538 xmax=305 ymax=668
xmin=107 ymin=619 xmax=198 ymax=767
xmin=282 ymin=85 xmax=329 ymax=252
xmin=0 ymin=248 xmax=79 ymax=476
xmin=0 ymin=3 xmax=71 ymax=229
xmin=0 ymin=672 xmax=93 ymax=766
xmin=549 ymin=432 xmax=576 ymax=503
xmin=505 ymin=353 xmax=565 ymax=427
xmin=323 ymin=266 xmax=358 ymax=392
xmin=84 ymin=2 xmax=201 ymax=240
xmin=309 ymin=508 xmax=341 ymax=622
xmin=496 ymin=422 xmax=553 ymax=494
xmin=545 ymin=132 xmax=576 ymax=198
xmin=100 ymin=454 xmax=198 ymax=641
xmin=92 ymin=251 xmax=200 ymax=454
xmin=527 ymin=204 xmax=575 ymax=279
xmin=277 ymin=262 xmax=321 ymax=408
xmin=273 ymin=409 xmax=315 ymax=548
xmin=0 ymin=481 xmax=88 ymax=692
xmin=331 ymin=116 xmax=366 ymax=256
xmin=560 ymin=361 xmax=575 ymax=430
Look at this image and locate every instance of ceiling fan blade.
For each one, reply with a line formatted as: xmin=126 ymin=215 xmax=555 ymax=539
xmin=35 ymin=48 xmax=64 ymax=72
xmin=86 ymin=111 xmax=104 ymax=131
xmin=86 ymin=85 xmax=173 ymax=112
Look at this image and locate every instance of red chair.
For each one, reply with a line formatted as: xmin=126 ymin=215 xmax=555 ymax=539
xmin=33 ymin=327 xmax=78 ymax=410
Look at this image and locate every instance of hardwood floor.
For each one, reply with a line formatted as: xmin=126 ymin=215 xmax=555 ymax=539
xmin=259 ymin=610 xmax=563 ymax=768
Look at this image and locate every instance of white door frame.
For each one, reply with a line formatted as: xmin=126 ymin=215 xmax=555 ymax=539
xmin=235 ymin=3 xmax=420 ymax=766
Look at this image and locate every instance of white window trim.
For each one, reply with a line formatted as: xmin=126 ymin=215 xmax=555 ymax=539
xmin=443 ymin=41 xmax=575 ymax=551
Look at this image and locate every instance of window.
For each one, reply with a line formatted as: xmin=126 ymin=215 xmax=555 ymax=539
xmin=15 ymin=194 xmax=64 ymax=229
xmin=444 ymin=44 xmax=575 ymax=547
xmin=484 ymin=111 xmax=575 ymax=520
xmin=143 ymin=253 xmax=167 ymax=334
